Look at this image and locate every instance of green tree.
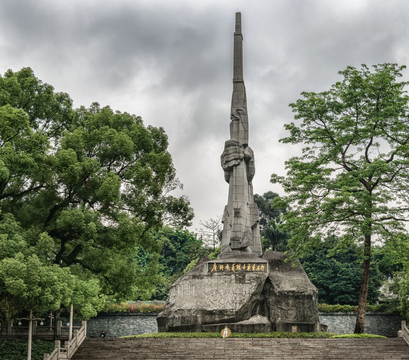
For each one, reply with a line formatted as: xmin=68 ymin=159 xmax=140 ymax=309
xmin=158 ymin=227 xmax=205 ymax=277
xmin=151 ymin=227 xmax=208 ymax=300
xmin=0 ymin=253 xmax=69 ymax=316
xmin=301 ymin=237 xmax=383 ymax=305
xmin=0 ymin=213 xmax=102 ymax=330
xmin=271 ymin=64 xmax=409 ymax=333
xmin=0 ymin=68 xmax=193 ymax=311
xmin=376 ymin=234 xmax=409 ymax=320
xmin=254 ymin=192 xmax=288 ymax=251
xmin=399 ymin=270 xmax=409 ymax=321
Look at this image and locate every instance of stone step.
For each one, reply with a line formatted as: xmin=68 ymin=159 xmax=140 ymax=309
xmin=71 ymin=337 xmax=409 ymax=360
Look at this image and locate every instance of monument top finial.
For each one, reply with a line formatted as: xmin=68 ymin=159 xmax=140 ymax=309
xmin=233 ymin=12 xmax=243 ymax=83
xmin=235 ymin=12 xmax=242 ymax=34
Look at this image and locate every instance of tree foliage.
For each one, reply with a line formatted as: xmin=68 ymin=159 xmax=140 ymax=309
xmin=158 ymin=227 xmax=205 ymax=277
xmin=271 ymin=64 xmax=409 ymax=332
xmin=254 ymin=192 xmax=288 ymax=251
xmin=0 ymin=68 xmax=193 ymax=321
xmin=399 ymin=271 xmax=409 ymax=321
xmin=152 ymin=227 xmax=208 ymax=300
xmin=301 ymin=237 xmax=383 ymax=305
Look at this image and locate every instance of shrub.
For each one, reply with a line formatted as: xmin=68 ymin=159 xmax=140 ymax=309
xmin=0 ymin=339 xmax=54 ymax=360
xmin=105 ymin=301 xmax=165 ymax=314
xmin=318 ymin=304 xmax=382 ymax=313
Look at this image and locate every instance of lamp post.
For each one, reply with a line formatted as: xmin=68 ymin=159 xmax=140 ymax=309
xmin=16 ymin=310 xmax=44 ymax=360
xmin=48 ymin=312 xmax=54 ymax=330
xmin=69 ymin=304 xmax=73 ymax=341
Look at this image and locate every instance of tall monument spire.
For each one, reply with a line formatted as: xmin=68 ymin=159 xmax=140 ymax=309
xmin=157 ymin=12 xmax=322 ymax=335
xmin=230 ymin=12 xmax=248 ymax=146
xmin=220 ymin=12 xmax=261 ymax=259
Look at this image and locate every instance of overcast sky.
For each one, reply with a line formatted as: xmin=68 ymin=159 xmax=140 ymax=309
xmin=1 ymin=0 xmax=409 ymax=231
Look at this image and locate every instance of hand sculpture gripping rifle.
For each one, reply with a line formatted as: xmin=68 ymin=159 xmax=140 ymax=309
xmin=220 ymin=111 xmax=259 ymax=254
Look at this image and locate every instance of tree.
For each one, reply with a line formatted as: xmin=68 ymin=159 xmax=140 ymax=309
xmin=0 ymin=253 xmax=69 ymax=316
xmin=254 ymin=192 xmax=288 ymax=251
xmin=0 ymin=68 xmax=193 ymax=309
xmin=301 ymin=237 xmax=383 ymax=305
xmin=399 ymin=270 xmax=409 ymax=321
xmin=0 ymin=213 xmax=102 ymax=333
xmin=271 ymin=64 xmax=409 ymax=333
xmin=197 ymin=217 xmax=222 ymax=251
xmin=152 ymin=227 xmax=208 ymax=299
xmin=375 ymin=234 xmax=409 ymax=320
xmin=158 ymin=227 xmax=205 ymax=277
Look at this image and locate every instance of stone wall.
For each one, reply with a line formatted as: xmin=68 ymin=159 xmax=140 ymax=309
xmin=86 ymin=312 xmax=403 ymax=338
xmin=87 ymin=313 xmax=157 ymax=338
xmin=319 ymin=312 xmax=402 ymax=337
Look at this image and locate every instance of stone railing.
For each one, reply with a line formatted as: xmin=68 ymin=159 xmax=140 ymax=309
xmin=0 ymin=320 xmax=79 ymax=340
xmin=398 ymin=320 xmax=409 ymax=345
xmin=44 ymin=321 xmax=87 ymax=360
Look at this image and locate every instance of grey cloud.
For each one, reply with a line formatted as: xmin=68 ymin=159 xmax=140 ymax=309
xmin=2 ymin=0 xmax=409 ymax=229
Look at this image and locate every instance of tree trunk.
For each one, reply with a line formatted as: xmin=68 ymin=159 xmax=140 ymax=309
xmin=354 ymin=233 xmax=371 ymax=333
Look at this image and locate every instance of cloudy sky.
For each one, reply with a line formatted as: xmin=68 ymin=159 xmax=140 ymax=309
xmin=1 ymin=0 xmax=409 ymax=231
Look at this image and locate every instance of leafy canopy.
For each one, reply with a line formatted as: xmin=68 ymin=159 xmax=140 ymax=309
xmin=301 ymin=237 xmax=383 ymax=305
xmin=0 ymin=68 xmax=193 ymax=320
xmin=272 ymin=64 xmax=409 ymax=254
xmin=151 ymin=227 xmax=208 ymax=300
xmin=254 ymin=192 xmax=288 ymax=252
xmin=271 ymin=63 xmax=409 ymax=332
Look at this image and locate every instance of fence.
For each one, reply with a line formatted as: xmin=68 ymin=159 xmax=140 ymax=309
xmin=0 ymin=320 xmax=80 ymax=340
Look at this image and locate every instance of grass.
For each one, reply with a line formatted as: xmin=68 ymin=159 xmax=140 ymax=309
xmin=330 ymin=334 xmax=386 ymax=338
xmin=122 ymin=331 xmax=385 ymax=339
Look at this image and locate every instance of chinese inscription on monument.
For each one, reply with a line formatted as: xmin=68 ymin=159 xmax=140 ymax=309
xmin=208 ymin=262 xmax=267 ymax=273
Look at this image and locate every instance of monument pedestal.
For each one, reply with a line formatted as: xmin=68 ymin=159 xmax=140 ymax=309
xmin=157 ymin=251 xmax=322 ymax=333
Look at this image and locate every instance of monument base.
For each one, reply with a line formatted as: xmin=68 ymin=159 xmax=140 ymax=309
xmin=157 ymin=251 xmax=323 ymax=333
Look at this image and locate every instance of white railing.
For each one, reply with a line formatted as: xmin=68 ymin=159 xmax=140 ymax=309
xmin=398 ymin=320 xmax=409 ymax=346
xmin=44 ymin=341 xmax=60 ymax=360
xmin=44 ymin=321 xmax=87 ymax=360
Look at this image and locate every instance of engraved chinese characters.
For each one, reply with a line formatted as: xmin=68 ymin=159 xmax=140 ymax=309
xmin=208 ymin=262 xmax=267 ymax=273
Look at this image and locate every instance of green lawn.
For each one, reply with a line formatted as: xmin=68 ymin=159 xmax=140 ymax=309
xmin=123 ymin=331 xmax=385 ymax=339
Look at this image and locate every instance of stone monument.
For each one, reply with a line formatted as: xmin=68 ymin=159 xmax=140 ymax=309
xmin=157 ymin=12 xmax=322 ymax=333
xmin=219 ymin=12 xmax=261 ymax=259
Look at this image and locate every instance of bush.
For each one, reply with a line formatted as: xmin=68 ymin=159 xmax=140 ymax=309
xmin=105 ymin=302 xmax=388 ymax=315
xmin=0 ymin=339 xmax=54 ymax=360
xmin=318 ymin=304 xmax=382 ymax=313
xmin=105 ymin=301 xmax=165 ymax=314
